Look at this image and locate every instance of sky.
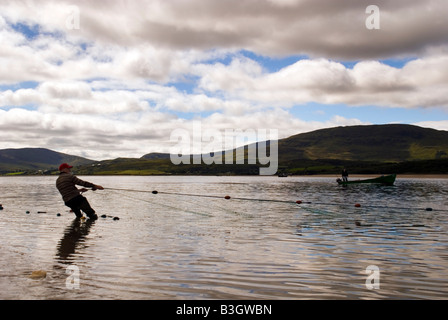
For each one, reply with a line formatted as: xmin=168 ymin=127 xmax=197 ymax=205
xmin=0 ymin=0 xmax=448 ymax=160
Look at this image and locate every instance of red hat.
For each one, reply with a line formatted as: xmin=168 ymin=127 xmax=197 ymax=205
xmin=59 ymin=163 xmax=73 ymax=171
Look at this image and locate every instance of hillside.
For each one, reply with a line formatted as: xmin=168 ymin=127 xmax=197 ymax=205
xmin=278 ymin=124 xmax=448 ymax=162
xmin=0 ymin=148 xmax=95 ymax=174
xmin=1 ymin=124 xmax=448 ymax=175
xmin=117 ymin=124 xmax=448 ymax=175
xmin=139 ymin=124 xmax=448 ymax=163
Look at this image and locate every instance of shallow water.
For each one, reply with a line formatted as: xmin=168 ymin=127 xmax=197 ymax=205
xmin=0 ymin=175 xmax=447 ymax=299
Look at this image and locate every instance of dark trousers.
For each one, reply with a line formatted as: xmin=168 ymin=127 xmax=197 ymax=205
xmin=65 ymin=195 xmax=96 ymax=218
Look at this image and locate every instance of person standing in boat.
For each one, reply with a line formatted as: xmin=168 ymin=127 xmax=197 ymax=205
xmin=56 ymin=163 xmax=104 ymax=220
xmin=342 ymin=168 xmax=349 ymax=182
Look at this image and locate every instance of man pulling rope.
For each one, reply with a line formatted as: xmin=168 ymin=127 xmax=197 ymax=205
xmin=56 ymin=163 xmax=104 ymax=220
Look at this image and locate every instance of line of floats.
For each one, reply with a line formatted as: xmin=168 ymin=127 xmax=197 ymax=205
xmin=0 ymin=171 xmax=444 ymax=216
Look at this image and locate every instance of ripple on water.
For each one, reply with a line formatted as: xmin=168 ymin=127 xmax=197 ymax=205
xmin=0 ymin=175 xmax=447 ymax=299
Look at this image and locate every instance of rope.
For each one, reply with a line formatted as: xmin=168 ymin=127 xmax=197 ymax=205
xmin=106 ymin=187 xmax=299 ymax=204
xmin=108 ymin=189 xmax=213 ymax=217
xmin=104 ymin=187 xmax=448 ymax=213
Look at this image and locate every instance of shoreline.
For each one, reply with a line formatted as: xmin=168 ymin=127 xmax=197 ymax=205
xmin=310 ymin=174 xmax=448 ymax=179
xmin=2 ymin=173 xmax=448 ymax=179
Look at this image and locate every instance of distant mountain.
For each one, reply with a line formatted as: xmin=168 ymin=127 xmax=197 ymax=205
xmin=139 ymin=124 xmax=448 ymax=163
xmin=0 ymin=148 xmax=95 ymax=174
xmin=2 ymin=124 xmax=448 ymax=175
xmin=278 ymin=124 xmax=448 ymax=162
xmin=135 ymin=124 xmax=448 ymax=175
xmin=140 ymin=152 xmax=171 ymax=160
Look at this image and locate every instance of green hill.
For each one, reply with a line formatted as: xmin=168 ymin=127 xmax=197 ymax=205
xmin=278 ymin=124 xmax=448 ymax=162
xmin=101 ymin=124 xmax=448 ymax=175
xmin=276 ymin=124 xmax=448 ymax=175
xmin=2 ymin=124 xmax=448 ymax=175
xmin=0 ymin=148 xmax=95 ymax=174
xmin=139 ymin=124 xmax=448 ymax=164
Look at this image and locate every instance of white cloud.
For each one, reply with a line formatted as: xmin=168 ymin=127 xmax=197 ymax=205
xmin=0 ymin=0 xmax=447 ymax=160
xmin=1 ymin=0 xmax=447 ymax=59
xmin=0 ymin=106 xmax=178 ymax=159
xmin=413 ymin=120 xmax=448 ymax=131
xmin=1 ymin=1 xmax=447 ymax=110
xmin=0 ymin=81 xmax=151 ymax=114
xmin=0 ymin=88 xmax=41 ymax=106
xmin=0 ymin=103 xmax=368 ymax=159
xmin=197 ymin=55 xmax=448 ymax=109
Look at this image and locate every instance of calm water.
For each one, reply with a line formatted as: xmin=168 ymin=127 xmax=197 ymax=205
xmin=0 ymin=175 xmax=447 ymax=300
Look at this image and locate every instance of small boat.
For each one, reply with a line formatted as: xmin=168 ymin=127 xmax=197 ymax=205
xmin=278 ymin=172 xmax=288 ymax=177
xmin=337 ymin=174 xmax=396 ymax=186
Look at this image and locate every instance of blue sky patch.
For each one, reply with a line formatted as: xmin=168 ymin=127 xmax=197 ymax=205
xmin=10 ymin=22 xmax=41 ymax=40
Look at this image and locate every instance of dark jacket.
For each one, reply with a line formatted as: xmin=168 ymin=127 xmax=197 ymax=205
xmin=56 ymin=172 xmax=95 ymax=203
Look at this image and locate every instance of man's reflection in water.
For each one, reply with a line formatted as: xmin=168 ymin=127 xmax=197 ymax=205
xmin=50 ymin=218 xmax=95 ymax=294
xmin=56 ymin=218 xmax=94 ymax=263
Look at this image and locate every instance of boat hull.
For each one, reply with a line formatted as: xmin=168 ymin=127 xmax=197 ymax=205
xmin=337 ymin=174 xmax=396 ymax=186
